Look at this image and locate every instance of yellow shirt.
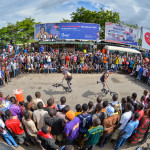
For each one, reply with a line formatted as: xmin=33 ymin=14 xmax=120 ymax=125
xmin=80 ymin=57 xmax=85 ymax=64
xmin=115 ymin=57 xmax=120 ymax=65
xmin=75 ymin=112 xmax=81 ymax=117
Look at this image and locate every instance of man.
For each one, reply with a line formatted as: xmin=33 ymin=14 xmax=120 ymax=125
xmin=99 ymin=69 xmax=114 ymax=89
xmin=9 ymin=97 xmax=22 ymax=120
xmin=115 ymin=112 xmax=140 ymax=150
xmin=99 ymin=107 xmax=120 ymax=148
xmin=33 ymin=102 xmax=48 ymax=130
xmin=111 ymin=103 xmax=133 ymax=141
xmin=109 ymin=94 xmax=120 ymax=108
xmin=84 ymin=118 xmax=103 ymax=150
xmin=62 ymin=66 xmax=72 ymax=90
xmin=44 ymin=109 xmax=64 ymax=144
xmin=5 ymin=110 xmax=28 ymax=145
xmin=63 ymin=110 xmax=80 ymax=145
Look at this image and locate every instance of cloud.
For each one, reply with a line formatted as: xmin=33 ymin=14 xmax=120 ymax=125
xmin=0 ymin=0 xmax=150 ymax=29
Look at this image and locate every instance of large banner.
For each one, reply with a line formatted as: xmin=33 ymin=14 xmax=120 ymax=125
xmin=105 ymin=22 xmax=138 ymax=46
xmin=142 ymin=27 xmax=150 ymax=50
xmin=34 ymin=23 xmax=99 ymax=41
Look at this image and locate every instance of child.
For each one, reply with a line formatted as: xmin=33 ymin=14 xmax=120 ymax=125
xmin=140 ymin=95 xmax=145 ymax=106
xmin=75 ymin=104 xmax=82 ymax=117
xmin=115 ymin=112 xmax=140 ymax=150
xmin=37 ymin=125 xmax=59 ymax=150
xmin=44 ymin=98 xmax=55 ymax=111
xmin=0 ymin=118 xmax=18 ymax=147
xmin=87 ymin=101 xmax=95 ymax=115
xmin=55 ymin=96 xmax=66 ymax=112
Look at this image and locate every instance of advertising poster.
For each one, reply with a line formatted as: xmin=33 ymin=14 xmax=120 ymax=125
xmin=105 ymin=22 xmax=138 ymax=46
xmin=34 ymin=23 xmax=99 ymax=41
xmin=141 ymin=27 xmax=150 ymax=50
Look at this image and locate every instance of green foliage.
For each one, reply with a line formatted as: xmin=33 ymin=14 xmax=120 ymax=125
xmin=61 ymin=7 xmax=120 ymax=39
xmin=0 ymin=17 xmax=40 ymax=46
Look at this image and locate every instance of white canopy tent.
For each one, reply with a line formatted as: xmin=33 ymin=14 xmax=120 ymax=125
xmin=104 ymin=46 xmax=141 ymax=54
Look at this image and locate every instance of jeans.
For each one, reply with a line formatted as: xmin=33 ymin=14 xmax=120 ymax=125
xmin=15 ymin=132 xmax=28 ymax=144
xmin=0 ymin=79 xmax=3 ymax=86
xmin=77 ymin=68 xmax=82 ymax=73
xmin=115 ymin=137 xmax=127 ymax=150
xmin=115 ymin=64 xmax=118 ymax=71
xmin=3 ymin=132 xmax=18 ymax=147
xmin=99 ymin=133 xmax=112 ymax=148
xmin=84 ymin=144 xmax=95 ymax=150
xmin=44 ymin=68 xmax=48 ymax=73
xmin=51 ymin=68 xmax=57 ymax=73
xmin=136 ymin=73 xmax=142 ymax=80
xmin=13 ymin=69 xmax=16 ymax=77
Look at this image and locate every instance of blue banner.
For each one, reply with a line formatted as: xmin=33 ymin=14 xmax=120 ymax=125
xmin=34 ymin=23 xmax=99 ymax=41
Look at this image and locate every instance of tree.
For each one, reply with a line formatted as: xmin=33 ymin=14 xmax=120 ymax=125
xmin=61 ymin=7 xmax=120 ymax=39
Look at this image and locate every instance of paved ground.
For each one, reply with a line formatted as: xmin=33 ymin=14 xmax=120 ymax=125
xmin=0 ymin=73 xmax=150 ymax=150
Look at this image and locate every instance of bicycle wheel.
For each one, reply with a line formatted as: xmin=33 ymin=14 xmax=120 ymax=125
xmin=52 ymin=83 xmax=61 ymax=88
xmin=110 ymin=92 xmax=118 ymax=96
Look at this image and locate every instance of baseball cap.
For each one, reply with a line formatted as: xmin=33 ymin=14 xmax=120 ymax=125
xmin=66 ymin=110 xmax=75 ymax=120
xmin=106 ymin=106 xmax=115 ymax=116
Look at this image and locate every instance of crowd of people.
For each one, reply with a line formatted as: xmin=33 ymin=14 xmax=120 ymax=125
xmin=0 ymin=50 xmax=150 ymax=87
xmin=0 ymin=90 xmax=150 ymax=150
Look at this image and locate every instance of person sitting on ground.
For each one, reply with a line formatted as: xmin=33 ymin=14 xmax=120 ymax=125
xmin=22 ymin=111 xmax=38 ymax=144
xmin=92 ymin=104 xmax=107 ymax=123
xmin=63 ymin=110 xmax=80 ymax=145
xmin=33 ymin=92 xmax=45 ymax=110
xmin=99 ymin=107 xmax=120 ymax=148
xmin=87 ymin=101 xmax=95 ymax=115
xmin=0 ymin=117 xmax=18 ymax=148
xmin=75 ymin=104 xmax=82 ymax=117
xmin=101 ymin=100 xmax=108 ymax=113
xmin=55 ymin=96 xmax=66 ymax=112
xmin=37 ymin=125 xmax=59 ymax=150
xmin=78 ymin=103 xmax=92 ymax=134
xmin=56 ymin=105 xmax=70 ymax=123
xmin=5 ymin=110 xmax=29 ymax=145
xmin=115 ymin=112 xmax=140 ymax=150
xmin=9 ymin=97 xmax=22 ymax=121
xmin=44 ymin=109 xmax=65 ymax=145
xmin=111 ymin=103 xmax=133 ymax=142
xmin=33 ymin=102 xmax=48 ymax=130
xmin=84 ymin=118 xmax=103 ymax=150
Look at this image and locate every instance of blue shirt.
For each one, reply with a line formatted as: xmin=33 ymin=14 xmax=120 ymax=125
xmin=40 ymin=46 xmax=44 ymax=53
xmin=139 ymin=68 xmax=143 ymax=74
xmin=129 ymin=61 xmax=134 ymax=68
xmin=78 ymin=113 xmax=92 ymax=134
xmin=121 ymin=120 xmax=139 ymax=139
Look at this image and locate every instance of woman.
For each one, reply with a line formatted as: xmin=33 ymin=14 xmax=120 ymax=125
xmin=129 ymin=109 xmax=150 ymax=144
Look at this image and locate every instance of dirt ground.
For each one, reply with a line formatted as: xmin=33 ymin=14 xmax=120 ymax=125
xmin=0 ymin=73 xmax=150 ymax=150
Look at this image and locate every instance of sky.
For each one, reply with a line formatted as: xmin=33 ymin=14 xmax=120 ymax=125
xmin=0 ymin=0 xmax=150 ymax=29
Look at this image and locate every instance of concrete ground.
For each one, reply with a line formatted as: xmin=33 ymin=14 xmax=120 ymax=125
xmin=0 ymin=73 xmax=150 ymax=150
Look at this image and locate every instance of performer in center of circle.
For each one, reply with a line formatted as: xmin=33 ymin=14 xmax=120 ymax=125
xmin=61 ymin=65 xmax=72 ymax=90
xmin=100 ymin=69 xmax=114 ymax=90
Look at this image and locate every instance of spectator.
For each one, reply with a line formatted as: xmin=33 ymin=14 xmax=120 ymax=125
xmin=37 ymin=125 xmax=59 ymax=150
xmin=75 ymin=104 xmax=82 ymax=117
xmin=33 ymin=102 xmax=48 ymax=130
xmin=63 ymin=110 xmax=80 ymax=145
xmin=84 ymin=118 xmax=103 ymax=150
xmin=5 ymin=110 xmax=28 ymax=145
xmin=55 ymin=96 xmax=66 ymax=112
xmin=33 ymin=92 xmax=45 ymax=109
xmin=115 ymin=112 xmax=140 ymax=150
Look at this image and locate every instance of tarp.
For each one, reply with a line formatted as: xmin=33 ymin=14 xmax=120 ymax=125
xmin=104 ymin=46 xmax=141 ymax=54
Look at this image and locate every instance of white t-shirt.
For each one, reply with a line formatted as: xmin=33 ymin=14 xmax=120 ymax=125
xmin=143 ymin=68 xmax=148 ymax=76
xmin=55 ymin=104 xmax=65 ymax=111
xmin=0 ymin=119 xmax=7 ymax=134
xmin=119 ymin=111 xmax=133 ymax=130
xmin=136 ymin=65 xmax=141 ymax=72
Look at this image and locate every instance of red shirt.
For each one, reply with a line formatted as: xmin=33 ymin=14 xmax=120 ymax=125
xmin=135 ymin=110 xmax=144 ymax=121
xmin=65 ymin=56 xmax=69 ymax=62
xmin=45 ymin=105 xmax=56 ymax=109
xmin=5 ymin=118 xmax=24 ymax=135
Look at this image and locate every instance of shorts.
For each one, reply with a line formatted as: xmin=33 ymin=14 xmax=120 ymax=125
xmin=65 ymin=77 xmax=72 ymax=81
xmin=111 ymin=129 xmax=122 ymax=140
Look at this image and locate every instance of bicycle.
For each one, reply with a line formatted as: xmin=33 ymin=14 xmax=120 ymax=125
xmin=97 ymin=81 xmax=117 ymax=96
xmin=52 ymin=82 xmax=72 ymax=92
